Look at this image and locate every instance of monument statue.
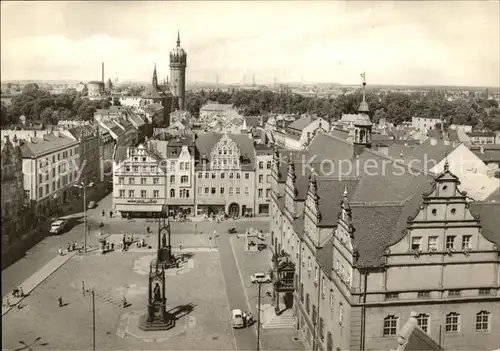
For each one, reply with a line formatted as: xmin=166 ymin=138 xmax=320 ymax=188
xmin=157 ymin=216 xmax=175 ymax=267
xmin=162 ymin=233 xmax=167 ymax=248
xmin=138 ymin=260 xmax=175 ymax=331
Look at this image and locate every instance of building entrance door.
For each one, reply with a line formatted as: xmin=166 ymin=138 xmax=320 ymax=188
xmin=228 ymin=203 xmax=239 ymax=217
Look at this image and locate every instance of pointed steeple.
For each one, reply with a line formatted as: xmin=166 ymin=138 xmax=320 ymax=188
xmin=152 ymin=63 xmax=158 ymax=87
xmin=177 ymin=30 xmax=181 ymax=47
xmin=358 ymin=72 xmax=369 ymax=113
xmin=444 ymin=153 xmax=450 ymax=172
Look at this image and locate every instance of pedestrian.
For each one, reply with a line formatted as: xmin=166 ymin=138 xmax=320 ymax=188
xmin=102 ymin=210 xmax=105 ymax=217
xmin=248 ymin=312 xmax=254 ymax=326
xmin=111 ymin=242 xmax=115 ymax=250
xmin=242 ymin=311 xmax=247 ymax=327
xmin=109 ymin=210 xmax=113 ymax=218
xmin=147 ymin=226 xmax=150 ymax=234
xmin=58 ymin=296 xmax=63 ymax=307
xmin=122 ymin=296 xmax=127 ymax=308
xmin=179 ymin=242 xmax=183 ymax=251
xmin=19 ymin=287 xmax=24 ymax=297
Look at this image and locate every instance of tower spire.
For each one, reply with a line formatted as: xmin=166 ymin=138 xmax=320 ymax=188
xmin=358 ymin=72 xmax=369 ymax=113
xmin=152 ymin=63 xmax=158 ymax=87
xmin=177 ymin=30 xmax=181 ymax=47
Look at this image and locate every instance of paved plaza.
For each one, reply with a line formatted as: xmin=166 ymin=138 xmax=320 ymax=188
xmin=2 ymin=251 xmax=236 ymax=350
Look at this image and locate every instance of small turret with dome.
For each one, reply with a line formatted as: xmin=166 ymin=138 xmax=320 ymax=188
xmin=353 ymin=73 xmax=372 ymax=151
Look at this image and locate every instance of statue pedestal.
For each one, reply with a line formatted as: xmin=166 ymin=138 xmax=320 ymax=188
xmin=138 ymin=306 xmax=175 ymax=331
xmin=158 ymin=247 xmax=175 ymax=267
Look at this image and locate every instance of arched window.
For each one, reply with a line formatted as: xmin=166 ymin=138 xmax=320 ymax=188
xmin=170 ymin=189 xmax=175 ymax=198
xmin=383 ymin=315 xmax=398 ymax=336
xmin=416 ymin=313 xmax=430 ymax=333
xmin=306 ymin=293 xmax=310 ymax=313
xmin=445 ymin=312 xmax=460 ymax=333
xmin=476 ymin=311 xmax=490 ymax=332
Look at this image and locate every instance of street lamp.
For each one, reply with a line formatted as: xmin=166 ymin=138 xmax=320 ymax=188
xmin=251 ymin=281 xmax=271 ymax=351
xmin=73 ymin=182 xmax=94 ymax=253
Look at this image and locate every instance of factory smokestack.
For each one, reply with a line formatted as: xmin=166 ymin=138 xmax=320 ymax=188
xmin=101 ymin=62 xmax=104 ymax=84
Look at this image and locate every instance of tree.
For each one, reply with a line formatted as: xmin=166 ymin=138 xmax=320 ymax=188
xmin=113 ymin=97 xmax=121 ymax=106
xmin=372 ymin=109 xmax=387 ymax=124
xmin=40 ymin=107 xmax=54 ymax=125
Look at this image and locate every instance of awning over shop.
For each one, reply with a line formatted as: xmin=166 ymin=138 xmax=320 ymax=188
xmin=196 ymin=199 xmax=226 ymax=205
xmin=115 ymin=204 xmax=163 ymax=212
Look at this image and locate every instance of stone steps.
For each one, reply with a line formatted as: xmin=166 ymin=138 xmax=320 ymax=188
xmin=262 ymin=310 xmax=296 ymax=330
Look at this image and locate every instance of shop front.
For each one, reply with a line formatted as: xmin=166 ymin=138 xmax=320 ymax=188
xmin=167 ymin=205 xmax=194 ymax=218
xmin=115 ymin=199 xmax=164 ymax=218
xmin=196 ymin=205 xmax=225 ymax=217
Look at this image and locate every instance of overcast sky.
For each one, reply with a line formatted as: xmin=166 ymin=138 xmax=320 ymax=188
xmin=1 ymin=1 xmax=499 ymax=86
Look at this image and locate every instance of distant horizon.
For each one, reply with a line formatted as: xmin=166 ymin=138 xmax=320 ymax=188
xmin=1 ymin=1 xmax=499 ymax=87
xmin=1 ymin=79 xmax=498 ymax=91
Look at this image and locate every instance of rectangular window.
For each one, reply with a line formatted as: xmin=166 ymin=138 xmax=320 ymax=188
xmin=204 ymin=187 xmax=209 ymax=194
xmin=266 ymin=175 xmax=271 ymax=183
xmin=236 ymin=187 xmax=240 ymax=195
xmin=411 ymin=237 xmax=422 ymax=251
xmin=383 ymin=316 xmax=397 ymax=336
xmin=479 ymin=288 xmax=491 ymax=295
xmin=211 ymin=173 xmax=216 ymax=179
xmin=205 ymin=172 xmax=209 ymax=179
xmin=462 ymin=235 xmax=472 ymax=250
xmin=229 ymin=187 xmax=233 ymax=195
xmin=141 ymin=178 xmax=146 ymax=184
xmin=448 ymin=290 xmax=461 ymax=297
xmin=476 ymin=312 xmax=490 ymax=332
xmin=119 ymin=190 xmax=125 ymax=197
xmin=245 ymin=187 xmax=249 ymax=195
xmin=417 ymin=291 xmax=431 ymax=298
xmin=446 ymin=235 xmax=456 ymax=250
xmin=445 ymin=313 xmax=459 ymax=332
xmin=128 ymin=190 xmax=134 ymax=197
xmin=129 ymin=178 xmax=135 ymax=185
xmin=211 ymin=187 xmax=216 ymax=194
xmin=153 ymin=190 xmax=159 ymax=198
xmin=266 ymin=189 xmax=271 ymax=198
xmin=385 ymin=293 xmax=399 ymax=301
xmin=220 ymin=187 xmax=225 ymax=195
xmin=221 ymin=173 xmax=225 ymax=179
xmin=141 ymin=190 xmax=146 ymax=198
xmin=46 ymin=184 xmax=49 ymax=193
xmin=153 ymin=178 xmax=159 ymax=184
xmin=259 ymin=175 xmax=263 ymax=183
xmin=245 ymin=173 xmax=249 ymax=179
xmin=198 ymin=173 xmax=202 ymax=179
xmin=330 ymin=290 xmax=335 ymax=311
xmin=181 ymin=176 xmax=188 ymax=183
xmin=259 ymin=161 xmax=264 ymax=169
xmin=229 ymin=173 xmax=234 ymax=179
xmin=428 ymin=236 xmax=438 ymax=251
xmin=126 ymin=166 xmax=131 ymax=172
xmin=339 ymin=303 xmax=344 ymax=325
xmin=416 ymin=314 xmax=429 ymax=333
xmin=133 ymin=166 xmax=138 ymax=173
xmin=119 ymin=177 xmax=124 ymax=185
xmin=197 ymin=187 xmax=201 ymax=195
xmin=236 ymin=172 xmax=241 ymax=179
xmin=258 ymin=189 xmax=263 ymax=198
xmin=267 ymin=161 xmax=272 ymax=169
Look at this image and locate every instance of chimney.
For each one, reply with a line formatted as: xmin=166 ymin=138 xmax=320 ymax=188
xmin=102 ymin=62 xmax=105 ymax=84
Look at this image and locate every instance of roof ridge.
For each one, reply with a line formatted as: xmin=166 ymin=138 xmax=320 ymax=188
xmin=350 ymin=201 xmax=406 ymax=207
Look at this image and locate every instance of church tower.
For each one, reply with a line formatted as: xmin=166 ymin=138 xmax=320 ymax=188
xmin=152 ymin=63 xmax=158 ymax=87
xmin=353 ymin=73 xmax=373 ymax=157
xmin=169 ymin=30 xmax=187 ymax=110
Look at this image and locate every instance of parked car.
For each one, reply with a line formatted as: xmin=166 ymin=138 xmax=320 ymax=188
xmin=257 ymin=232 xmax=265 ymax=241
xmin=87 ymin=201 xmax=97 ymax=209
xmin=250 ymin=272 xmax=271 ymax=284
xmin=49 ymin=219 xmax=67 ymax=235
xmin=231 ymin=309 xmax=244 ymax=328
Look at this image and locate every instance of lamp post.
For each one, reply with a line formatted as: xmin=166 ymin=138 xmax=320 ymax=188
xmin=249 ymin=281 xmax=269 ymax=351
xmin=74 ymin=182 xmax=93 ymax=253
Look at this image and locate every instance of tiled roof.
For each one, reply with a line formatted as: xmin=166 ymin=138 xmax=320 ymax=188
xmin=316 ymin=236 xmax=334 ymax=276
xmin=447 ymin=129 xmax=460 ymax=142
xmin=395 ymin=312 xmax=443 ymax=351
xmin=470 ymin=202 xmax=500 ymax=246
xmin=288 ymin=114 xmax=316 ymax=131
xmin=316 ymin=178 xmax=359 ymax=227
xmin=20 ymin=133 xmax=79 ymax=158
xmin=114 ymin=145 xmax=128 ymax=163
xmin=245 ymin=117 xmax=261 ymax=128
xmin=141 ymin=84 xmax=169 ymax=99
xmin=387 ymin=139 xmax=456 ymax=171
xmin=200 ymin=103 xmax=232 ymax=111
xmin=329 ymin=128 xmax=349 ymax=141
xmin=485 ymin=186 xmax=500 ymax=202
xmin=467 ymin=131 xmax=496 ymax=137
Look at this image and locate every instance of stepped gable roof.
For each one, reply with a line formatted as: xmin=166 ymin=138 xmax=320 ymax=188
xmin=195 ymin=133 xmax=255 ymax=170
xmin=470 ymin=202 xmax=500 ymax=246
xmin=20 ymin=133 xmax=78 ymax=158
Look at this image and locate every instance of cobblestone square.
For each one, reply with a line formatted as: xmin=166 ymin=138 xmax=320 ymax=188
xmin=2 ymin=251 xmax=236 ymax=351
